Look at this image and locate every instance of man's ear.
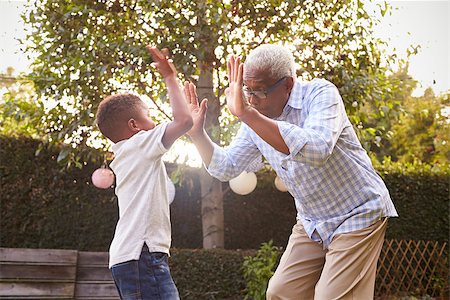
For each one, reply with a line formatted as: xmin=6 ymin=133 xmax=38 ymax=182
xmin=286 ymin=76 xmax=294 ymax=92
xmin=128 ymin=118 xmax=140 ymax=132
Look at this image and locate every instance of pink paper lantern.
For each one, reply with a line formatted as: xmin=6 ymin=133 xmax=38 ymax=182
xmin=92 ymin=168 xmax=115 ymax=189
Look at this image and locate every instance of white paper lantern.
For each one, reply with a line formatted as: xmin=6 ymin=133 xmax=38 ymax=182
xmin=229 ymin=171 xmax=257 ymax=195
xmin=92 ymin=168 xmax=115 ymax=189
xmin=274 ymin=176 xmax=288 ymax=192
xmin=167 ymin=179 xmax=176 ymax=204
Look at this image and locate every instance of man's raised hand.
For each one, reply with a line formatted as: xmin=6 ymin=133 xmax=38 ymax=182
xmin=225 ymin=55 xmax=251 ymax=118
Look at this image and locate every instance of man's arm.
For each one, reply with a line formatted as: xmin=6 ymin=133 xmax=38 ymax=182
xmin=239 ymin=109 xmax=289 ymax=154
xmin=183 ymin=82 xmax=261 ymax=176
xmin=277 ymin=82 xmax=347 ymax=167
xmin=225 ymin=56 xmax=290 ymax=154
xmin=183 ymin=55 xmax=288 ymax=168
xmin=146 ymin=46 xmax=193 ymax=149
xmin=226 ymin=56 xmax=346 ymax=167
xmin=189 ymin=129 xmax=215 ymax=166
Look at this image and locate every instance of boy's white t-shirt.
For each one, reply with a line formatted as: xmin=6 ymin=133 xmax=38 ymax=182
xmin=108 ymin=123 xmax=171 ymax=268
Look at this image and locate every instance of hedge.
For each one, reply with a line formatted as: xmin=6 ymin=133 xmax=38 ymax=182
xmin=1 ymin=135 xmax=449 ymax=251
xmin=170 ymin=248 xmax=254 ymax=300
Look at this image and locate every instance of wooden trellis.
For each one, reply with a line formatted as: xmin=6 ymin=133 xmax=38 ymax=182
xmin=376 ymin=239 xmax=449 ymax=298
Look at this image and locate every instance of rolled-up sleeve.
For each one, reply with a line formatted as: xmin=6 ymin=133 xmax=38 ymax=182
xmin=206 ymin=124 xmax=262 ymax=181
xmin=279 ymin=83 xmax=346 ymax=167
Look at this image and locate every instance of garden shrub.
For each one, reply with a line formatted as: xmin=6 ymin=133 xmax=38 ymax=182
xmin=242 ymin=241 xmax=281 ymax=300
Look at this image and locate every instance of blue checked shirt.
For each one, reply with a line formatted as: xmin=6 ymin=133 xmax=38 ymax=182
xmin=207 ymin=78 xmax=398 ymax=249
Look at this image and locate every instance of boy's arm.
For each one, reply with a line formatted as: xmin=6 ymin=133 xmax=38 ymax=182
xmin=184 ymin=83 xmax=260 ymax=173
xmin=146 ymin=46 xmax=193 ymax=149
xmin=183 ymin=82 xmax=214 ymax=166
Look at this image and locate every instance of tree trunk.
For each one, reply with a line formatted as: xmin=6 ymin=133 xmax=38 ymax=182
xmin=199 ymin=168 xmax=224 ymax=249
xmin=197 ymin=66 xmax=224 ymax=249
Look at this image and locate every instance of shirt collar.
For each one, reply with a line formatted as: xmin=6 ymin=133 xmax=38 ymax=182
xmin=275 ymin=79 xmax=302 ymax=121
xmin=286 ymin=78 xmax=303 ymax=110
xmin=111 ymin=139 xmax=126 ymax=154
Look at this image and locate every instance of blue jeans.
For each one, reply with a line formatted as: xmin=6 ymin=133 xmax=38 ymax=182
xmin=111 ymin=245 xmax=180 ymax=300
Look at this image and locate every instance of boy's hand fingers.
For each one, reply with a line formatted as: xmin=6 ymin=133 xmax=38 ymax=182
xmin=146 ymin=45 xmax=164 ymax=61
xmin=191 ymin=83 xmax=198 ymax=102
xmin=184 ymin=82 xmax=193 ymax=104
xmin=190 ymin=84 xmax=199 ymax=106
xmin=161 ymin=48 xmax=170 ymax=59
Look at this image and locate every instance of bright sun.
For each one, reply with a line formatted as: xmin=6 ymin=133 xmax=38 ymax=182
xmin=163 ymin=139 xmax=203 ymax=168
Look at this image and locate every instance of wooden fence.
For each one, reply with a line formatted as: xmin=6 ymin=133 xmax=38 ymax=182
xmin=0 ymin=240 xmax=448 ymax=299
xmin=375 ymin=240 xmax=448 ymax=298
xmin=0 ymin=248 xmax=118 ymax=299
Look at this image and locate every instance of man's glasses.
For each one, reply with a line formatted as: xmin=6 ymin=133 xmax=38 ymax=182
xmin=243 ymin=77 xmax=287 ymax=100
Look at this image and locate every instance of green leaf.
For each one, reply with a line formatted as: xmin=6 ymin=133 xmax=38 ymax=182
xmin=57 ymin=148 xmax=70 ymax=163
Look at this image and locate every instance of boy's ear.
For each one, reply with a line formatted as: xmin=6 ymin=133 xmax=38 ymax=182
xmin=128 ymin=118 xmax=140 ymax=132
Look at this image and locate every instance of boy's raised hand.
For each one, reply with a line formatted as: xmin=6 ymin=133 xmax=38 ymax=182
xmin=183 ymin=82 xmax=208 ymax=139
xmin=146 ymin=46 xmax=177 ymax=78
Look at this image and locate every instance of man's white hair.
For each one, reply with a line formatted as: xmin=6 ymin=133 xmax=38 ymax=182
xmin=245 ymin=44 xmax=296 ymax=80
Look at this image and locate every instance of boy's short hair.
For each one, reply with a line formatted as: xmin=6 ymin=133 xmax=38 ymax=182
xmin=96 ymin=93 xmax=146 ymax=142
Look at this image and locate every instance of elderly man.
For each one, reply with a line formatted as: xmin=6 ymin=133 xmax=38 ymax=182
xmin=184 ymin=44 xmax=397 ymax=299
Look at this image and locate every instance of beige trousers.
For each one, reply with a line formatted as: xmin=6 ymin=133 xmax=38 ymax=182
xmin=266 ymin=218 xmax=387 ymax=300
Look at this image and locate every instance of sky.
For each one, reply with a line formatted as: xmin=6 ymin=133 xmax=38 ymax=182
xmin=369 ymin=0 xmax=449 ymax=96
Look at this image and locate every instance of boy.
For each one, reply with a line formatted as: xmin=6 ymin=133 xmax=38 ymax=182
xmin=95 ymin=46 xmax=193 ymax=299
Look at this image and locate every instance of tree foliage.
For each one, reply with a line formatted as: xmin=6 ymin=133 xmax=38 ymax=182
xmin=21 ymin=0 xmax=404 ymax=166
xmin=365 ymin=64 xmax=450 ymax=164
xmin=389 ymin=89 xmax=449 ymax=164
xmin=0 ymin=68 xmax=43 ymax=139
